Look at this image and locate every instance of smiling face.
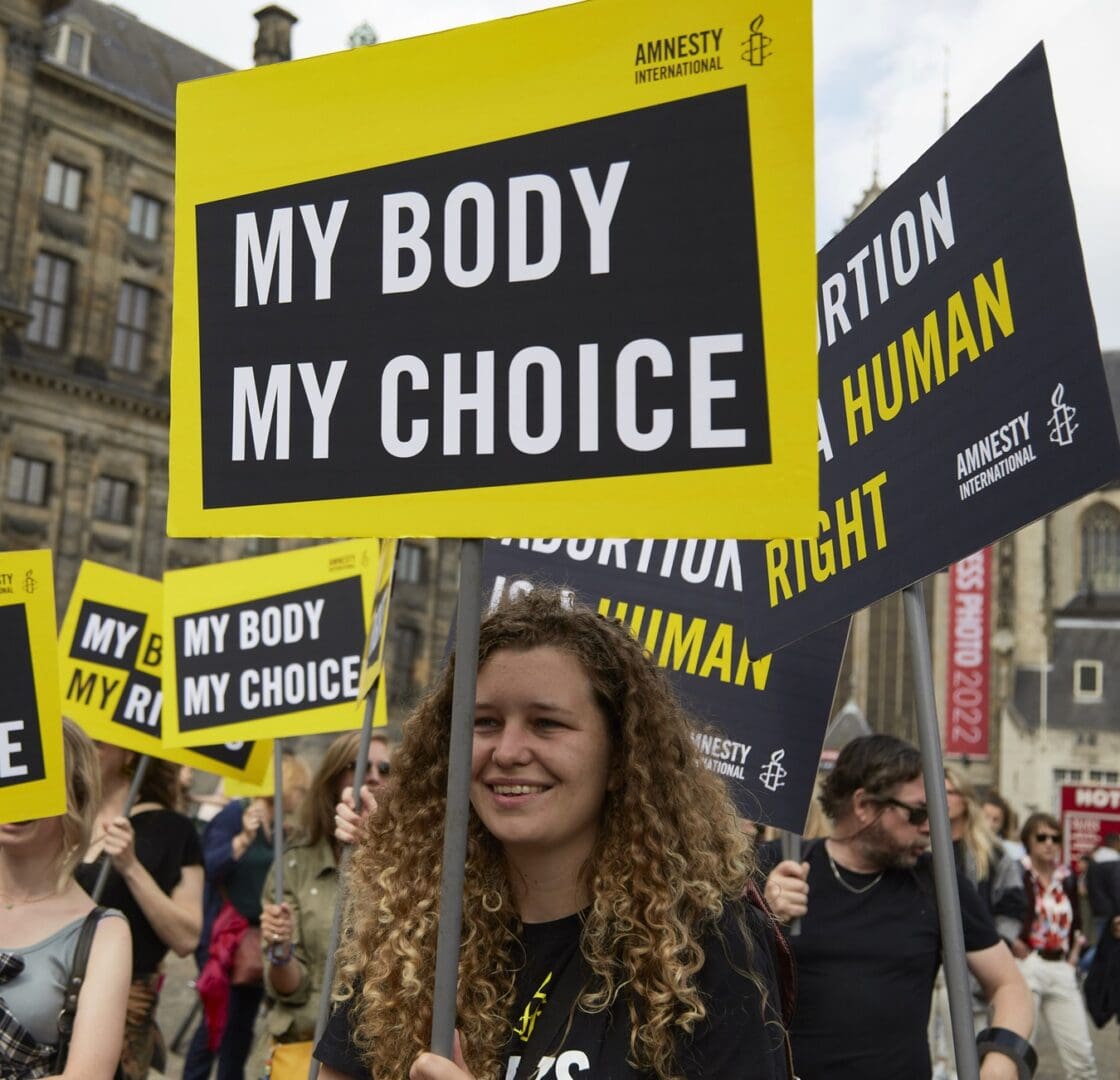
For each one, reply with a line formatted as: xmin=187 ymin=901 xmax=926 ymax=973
xmin=471 ymin=645 xmax=614 ymax=871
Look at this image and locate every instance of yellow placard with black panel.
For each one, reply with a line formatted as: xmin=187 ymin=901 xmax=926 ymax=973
xmin=58 ymin=561 xmax=271 ymax=784
xmin=163 ymin=540 xmax=376 ymax=746
xmin=0 ymin=550 xmax=65 ymax=822
xmin=169 ymin=0 xmax=816 ymax=540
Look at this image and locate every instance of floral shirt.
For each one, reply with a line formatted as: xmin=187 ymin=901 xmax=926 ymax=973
xmin=1021 ymin=858 xmax=1076 ymax=952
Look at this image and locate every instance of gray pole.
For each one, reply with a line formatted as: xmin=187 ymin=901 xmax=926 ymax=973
xmin=90 ymin=753 xmax=150 ymax=903
xmin=430 ymin=538 xmax=484 ymax=1059
xmin=307 ymin=688 xmax=378 ymax=1080
xmin=272 ymin=738 xmax=285 ymax=907
xmin=779 ymin=831 xmax=802 ymax=936
xmin=902 ymin=581 xmax=980 ymax=1080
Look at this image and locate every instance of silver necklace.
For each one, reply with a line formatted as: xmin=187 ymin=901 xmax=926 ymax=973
xmin=826 ymin=846 xmax=883 ymax=895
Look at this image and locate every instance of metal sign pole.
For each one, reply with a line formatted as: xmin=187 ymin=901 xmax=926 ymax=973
xmin=902 ymin=581 xmax=980 ymax=1080
xmin=430 ymin=538 xmax=484 ymax=1058
xmin=779 ymin=831 xmax=802 ymax=936
xmin=273 ymin=738 xmax=285 ymax=907
xmin=90 ymin=753 xmax=150 ymax=903
xmin=307 ymin=688 xmax=377 ymax=1079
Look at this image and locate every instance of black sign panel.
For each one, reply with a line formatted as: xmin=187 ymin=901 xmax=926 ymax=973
xmin=734 ymin=46 xmax=1120 ymax=655
xmin=481 ymin=539 xmax=848 ymax=831
xmin=196 ymin=88 xmax=769 ymax=507
xmin=0 ymin=605 xmax=47 ymax=788
xmin=69 ymin=599 xmax=147 ymax=671
xmin=173 ymin=577 xmax=366 ymax=732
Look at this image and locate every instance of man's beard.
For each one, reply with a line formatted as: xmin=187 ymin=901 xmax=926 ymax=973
xmin=861 ymin=817 xmax=928 ymax=870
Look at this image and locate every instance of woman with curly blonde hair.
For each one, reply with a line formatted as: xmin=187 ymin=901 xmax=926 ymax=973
xmin=315 ymin=587 xmax=790 ymax=1080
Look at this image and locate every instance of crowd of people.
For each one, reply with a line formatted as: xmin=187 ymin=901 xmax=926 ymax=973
xmin=2 ymin=589 xmax=1119 ymax=1079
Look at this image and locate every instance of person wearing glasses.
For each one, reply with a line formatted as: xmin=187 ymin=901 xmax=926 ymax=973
xmin=1015 ymin=812 xmax=1098 ymax=1079
xmin=764 ymin=735 xmax=1032 ymax=1080
xmin=246 ymin=731 xmax=390 ymax=1079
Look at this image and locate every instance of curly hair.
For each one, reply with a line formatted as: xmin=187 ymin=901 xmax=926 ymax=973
xmin=336 ymin=587 xmax=759 ymax=1080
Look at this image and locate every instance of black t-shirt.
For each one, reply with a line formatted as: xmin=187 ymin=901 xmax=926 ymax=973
xmin=75 ymin=807 xmax=203 ymax=977
xmin=789 ymin=843 xmax=999 ymax=1080
xmin=316 ymin=901 xmax=789 ymax=1079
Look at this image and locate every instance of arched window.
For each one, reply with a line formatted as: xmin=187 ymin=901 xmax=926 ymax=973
xmin=1080 ymin=502 xmax=1120 ymax=594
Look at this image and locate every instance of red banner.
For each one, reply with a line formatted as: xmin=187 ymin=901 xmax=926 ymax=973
xmin=944 ymin=548 xmax=992 ymax=757
xmin=1061 ymin=784 xmax=1120 ymax=866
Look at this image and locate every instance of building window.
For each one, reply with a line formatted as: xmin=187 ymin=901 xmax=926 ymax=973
xmin=5 ymin=455 xmax=51 ymax=505
xmin=128 ymin=193 xmax=163 ymax=242
xmin=52 ymin=24 xmax=91 ymax=72
xmin=1081 ymin=502 xmax=1120 ymax=594
xmin=65 ymin=28 xmax=87 ymax=69
xmin=43 ymin=159 xmax=84 ymax=211
xmin=27 ymin=253 xmax=72 ymax=349
xmin=1090 ymin=770 xmax=1120 ymax=785
xmin=1073 ymin=659 xmax=1103 ymax=702
xmin=389 ymin=623 xmax=422 ymax=701
xmin=396 ymin=541 xmax=425 ymax=584
xmin=1054 ymin=768 xmax=1084 ymax=785
xmin=111 ymin=282 xmax=154 ymax=372
xmin=93 ymin=476 xmax=134 ymax=524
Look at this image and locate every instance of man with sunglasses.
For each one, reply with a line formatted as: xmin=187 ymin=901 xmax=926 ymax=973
xmin=764 ymin=734 xmax=1033 ymax=1080
xmin=1015 ymin=812 xmax=1098 ymax=1078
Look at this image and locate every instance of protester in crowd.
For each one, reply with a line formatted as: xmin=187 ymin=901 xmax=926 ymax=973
xmin=0 ymin=719 xmax=131 ymax=1079
xmin=982 ymin=791 xmax=1025 ymax=860
xmin=77 ymin=749 xmax=204 ymax=1080
xmin=1016 ymin=812 xmax=1099 ymax=1079
xmin=930 ymin=767 xmax=1028 ymax=1078
xmin=183 ymin=752 xmax=310 ymax=1080
xmin=316 ymin=588 xmax=793 ymax=1080
xmin=945 ymin=768 xmax=1026 ymax=943
xmin=1083 ymin=835 xmax=1120 ymax=1029
xmin=1086 ymin=832 xmax=1120 ymax=943
xmin=765 ymin=734 xmax=1033 ymax=1080
xmin=247 ymin=732 xmax=391 ymax=1078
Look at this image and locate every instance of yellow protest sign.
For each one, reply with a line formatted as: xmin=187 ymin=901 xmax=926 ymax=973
xmin=358 ymin=539 xmax=397 ymax=700
xmin=57 ymin=561 xmax=271 ymax=783
xmin=169 ymin=0 xmax=816 ymax=540
xmin=163 ymin=540 xmax=376 ymax=746
xmin=0 ymin=550 xmax=64 ymax=822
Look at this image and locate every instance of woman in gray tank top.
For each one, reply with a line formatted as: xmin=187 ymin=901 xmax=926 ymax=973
xmin=0 ymin=719 xmax=131 ymax=1078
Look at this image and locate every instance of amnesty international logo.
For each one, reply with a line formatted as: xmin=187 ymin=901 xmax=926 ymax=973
xmin=740 ymin=15 xmax=773 ymax=65
xmin=1047 ymin=383 xmax=1079 ymax=447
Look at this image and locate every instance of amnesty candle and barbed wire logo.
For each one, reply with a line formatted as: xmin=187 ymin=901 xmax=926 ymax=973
xmin=741 ymin=16 xmax=773 ymax=66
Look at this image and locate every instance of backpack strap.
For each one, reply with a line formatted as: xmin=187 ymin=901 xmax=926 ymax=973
xmin=55 ymin=907 xmax=106 ymax=1070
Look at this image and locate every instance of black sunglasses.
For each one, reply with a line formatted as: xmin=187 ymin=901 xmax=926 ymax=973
xmin=1034 ymin=832 xmax=1060 ymax=844
xmin=352 ymin=760 xmax=391 ymax=777
xmin=875 ymin=797 xmax=929 ymax=826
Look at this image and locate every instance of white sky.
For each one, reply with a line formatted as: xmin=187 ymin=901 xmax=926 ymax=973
xmin=121 ymin=0 xmax=1118 ymax=348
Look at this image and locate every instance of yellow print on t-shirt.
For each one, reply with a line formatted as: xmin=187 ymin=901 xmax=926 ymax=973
xmin=514 ymin=972 xmax=553 ymax=1043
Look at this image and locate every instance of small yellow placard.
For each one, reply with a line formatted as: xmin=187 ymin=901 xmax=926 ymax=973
xmin=58 ymin=561 xmax=271 ymax=783
xmin=0 ymin=550 xmax=65 ymax=823
xmin=169 ymin=0 xmax=816 ymax=539
xmin=163 ymin=540 xmax=376 ymax=746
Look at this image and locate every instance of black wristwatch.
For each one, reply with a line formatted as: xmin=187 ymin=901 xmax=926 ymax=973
xmin=976 ymin=1027 xmax=1037 ymax=1079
